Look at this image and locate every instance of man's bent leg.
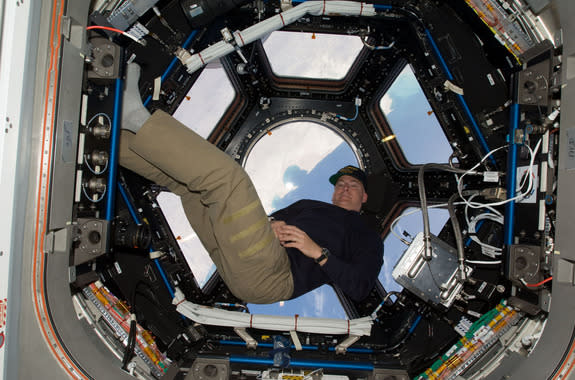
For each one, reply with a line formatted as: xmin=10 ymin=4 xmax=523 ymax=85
xmin=120 ymin=130 xmax=221 ymax=256
xmin=127 ymin=111 xmax=293 ymax=303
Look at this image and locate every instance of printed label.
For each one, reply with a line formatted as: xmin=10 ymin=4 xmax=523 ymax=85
xmin=516 ymin=165 xmax=538 ymax=203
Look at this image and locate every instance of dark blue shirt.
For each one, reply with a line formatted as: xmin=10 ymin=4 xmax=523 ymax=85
xmin=271 ymin=200 xmax=383 ymax=301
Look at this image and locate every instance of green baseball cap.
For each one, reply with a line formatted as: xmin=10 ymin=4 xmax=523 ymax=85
xmin=329 ymin=165 xmax=368 ymax=191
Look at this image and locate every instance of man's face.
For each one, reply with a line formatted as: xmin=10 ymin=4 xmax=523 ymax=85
xmin=331 ymin=175 xmax=368 ymax=212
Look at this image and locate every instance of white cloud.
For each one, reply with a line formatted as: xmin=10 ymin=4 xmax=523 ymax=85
xmin=313 ymin=287 xmax=325 ymax=317
xmin=263 ymin=31 xmax=364 ymax=80
xmin=245 ymin=121 xmax=344 ymax=212
xmin=173 ymin=61 xmax=235 ymax=138
xmin=380 ymin=93 xmax=394 ymax=115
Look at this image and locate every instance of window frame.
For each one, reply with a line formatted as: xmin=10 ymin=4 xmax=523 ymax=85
xmin=368 ymin=59 xmax=455 ymax=169
xmin=258 ymin=31 xmax=370 ymax=93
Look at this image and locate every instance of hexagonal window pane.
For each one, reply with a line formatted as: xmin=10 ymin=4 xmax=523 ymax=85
xmin=173 ymin=60 xmax=235 ymax=138
xmin=262 ymin=31 xmax=364 ymax=80
xmin=156 ymin=191 xmax=217 ymax=289
xmin=379 ymin=64 xmax=454 ymax=164
xmin=379 ymin=207 xmax=450 ymax=294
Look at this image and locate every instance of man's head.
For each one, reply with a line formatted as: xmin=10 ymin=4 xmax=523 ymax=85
xmin=329 ymin=166 xmax=368 ymax=212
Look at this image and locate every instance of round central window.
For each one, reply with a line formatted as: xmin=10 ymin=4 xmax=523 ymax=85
xmin=244 ymin=120 xmax=360 ymax=214
xmin=244 ymin=120 xmax=360 ymax=318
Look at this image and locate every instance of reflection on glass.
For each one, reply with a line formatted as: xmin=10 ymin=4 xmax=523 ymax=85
xmin=262 ymin=31 xmax=364 ymax=80
xmin=379 ymin=207 xmax=450 ymax=293
xmin=245 ymin=121 xmax=358 ymax=318
xmin=379 ymin=64 xmax=454 ymax=164
xmin=172 ymin=60 xmax=235 ymax=138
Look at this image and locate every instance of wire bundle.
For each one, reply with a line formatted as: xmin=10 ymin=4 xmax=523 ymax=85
xmin=176 ymin=300 xmax=373 ymax=336
xmin=178 ymin=1 xmax=380 ymax=74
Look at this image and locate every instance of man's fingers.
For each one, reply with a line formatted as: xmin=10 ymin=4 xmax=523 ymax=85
xmin=279 ymin=225 xmax=304 ymax=236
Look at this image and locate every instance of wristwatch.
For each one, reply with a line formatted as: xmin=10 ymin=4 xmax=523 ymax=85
xmin=315 ymin=247 xmax=330 ymax=264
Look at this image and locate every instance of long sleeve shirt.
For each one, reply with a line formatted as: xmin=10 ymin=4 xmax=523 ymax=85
xmin=271 ymin=200 xmax=383 ymax=301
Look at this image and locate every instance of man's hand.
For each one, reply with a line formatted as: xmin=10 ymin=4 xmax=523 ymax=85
xmin=273 ymin=223 xmax=324 ymax=263
xmin=270 ymin=220 xmax=287 ymax=240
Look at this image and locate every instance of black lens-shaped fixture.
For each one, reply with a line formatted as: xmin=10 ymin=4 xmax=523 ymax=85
xmin=180 ymin=0 xmax=251 ymax=28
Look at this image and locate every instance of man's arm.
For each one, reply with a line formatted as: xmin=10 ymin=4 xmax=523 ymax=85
xmin=273 ymin=223 xmax=383 ymax=300
xmin=320 ymin=237 xmax=383 ymax=301
xmin=274 ymin=224 xmax=327 ymax=265
xmin=269 ymin=200 xmax=305 ymax=221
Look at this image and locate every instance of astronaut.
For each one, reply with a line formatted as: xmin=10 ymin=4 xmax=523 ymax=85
xmin=120 ymin=64 xmax=383 ymax=303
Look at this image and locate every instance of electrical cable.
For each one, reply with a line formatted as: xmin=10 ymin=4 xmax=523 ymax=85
xmin=336 ymin=103 xmax=359 ymax=121
xmin=463 ymin=194 xmax=504 ymax=258
xmin=466 ymin=259 xmax=501 ymax=265
xmin=82 ymin=184 xmax=107 ymax=203
xmin=214 ymin=302 xmax=249 ymax=313
xmin=122 ymin=317 xmax=137 ymax=370
xmin=370 ymin=291 xmax=401 ymax=319
xmin=121 ymin=279 xmax=164 ymax=370
xmin=467 ymin=213 xmax=504 ymax=258
xmin=390 ymin=202 xmax=452 ymax=244
xmin=362 ymin=36 xmax=395 ymax=50
xmin=143 ymin=29 xmax=199 ymax=107
xmin=86 ymin=112 xmax=112 ymax=130
xmin=390 ymin=199 xmax=499 ymax=243
xmin=379 ymin=314 xmax=422 ymax=354
xmin=175 ymin=296 xmax=373 ymax=336
xmin=390 ymin=200 xmax=505 ymax=264
xmin=448 ymin=193 xmax=467 ymax=281
xmin=523 ymin=276 xmax=553 ymax=288
xmin=86 ymin=25 xmax=141 ymax=43
xmin=457 ymin=137 xmax=542 ymax=209
xmin=418 ymin=164 xmax=468 ymax=259
xmin=178 ymin=1 xmax=382 ymax=75
xmin=304 ymin=368 xmax=323 ymax=379
xmin=84 ymin=154 xmax=109 ymax=175
xmin=123 ymin=279 xmax=145 ymax=370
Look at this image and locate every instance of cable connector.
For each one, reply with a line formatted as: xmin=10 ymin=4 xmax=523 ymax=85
xmin=482 ymin=171 xmax=501 ymax=183
xmin=480 ymin=187 xmax=507 ymax=201
xmin=454 ymin=316 xmax=472 ymax=336
xmin=149 ymin=250 xmax=164 ymax=260
xmin=172 ymin=287 xmax=186 ymax=306
xmin=221 ymin=27 xmax=234 ymax=44
xmin=444 ymin=80 xmax=464 ymax=95
xmin=126 ymin=22 xmax=148 ymax=46
xmin=461 ymin=189 xmax=481 ymax=197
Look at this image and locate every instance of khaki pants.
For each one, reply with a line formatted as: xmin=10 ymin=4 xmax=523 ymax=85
xmin=119 ymin=110 xmax=293 ymax=303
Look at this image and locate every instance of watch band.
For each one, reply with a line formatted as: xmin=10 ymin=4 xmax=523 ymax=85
xmin=315 ymin=247 xmax=330 ymax=264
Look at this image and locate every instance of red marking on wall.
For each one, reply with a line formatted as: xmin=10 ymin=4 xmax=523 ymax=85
xmin=0 ymin=299 xmax=4 ymax=349
xmin=0 ymin=299 xmax=6 ymax=329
